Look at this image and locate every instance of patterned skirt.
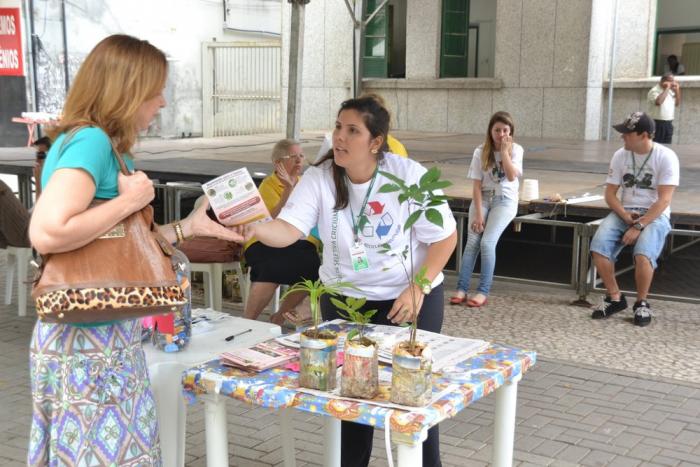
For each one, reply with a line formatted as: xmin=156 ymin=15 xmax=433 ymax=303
xmin=28 ymin=319 xmax=161 ymax=466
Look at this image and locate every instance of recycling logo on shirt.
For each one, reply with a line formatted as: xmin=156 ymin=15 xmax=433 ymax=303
xmin=360 ymin=200 xmax=395 ymax=241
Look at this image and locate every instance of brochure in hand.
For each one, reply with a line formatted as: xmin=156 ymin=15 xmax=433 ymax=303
xmin=202 ymin=167 xmax=272 ymax=226
xmin=220 ymin=339 xmax=299 ymax=372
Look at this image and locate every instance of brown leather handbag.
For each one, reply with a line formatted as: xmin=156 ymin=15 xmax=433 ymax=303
xmin=32 ymin=128 xmax=187 ymax=323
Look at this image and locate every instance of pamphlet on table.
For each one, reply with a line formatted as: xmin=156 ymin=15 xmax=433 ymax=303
xmin=275 ymin=319 xmax=490 ymax=372
xmin=220 ymin=340 xmax=299 ymax=372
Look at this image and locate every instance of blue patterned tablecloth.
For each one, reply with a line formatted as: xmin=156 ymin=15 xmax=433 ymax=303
xmin=182 ymin=344 xmax=536 ymax=444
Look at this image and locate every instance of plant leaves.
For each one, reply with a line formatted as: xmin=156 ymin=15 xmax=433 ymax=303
xmin=403 ymin=210 xmax=422 ymax=231
xmin=378 ymin=170 xmax=404 ymax=185
xmin=419 ymin=166 xmax=440 ymax=186
xmin=346 ymin=328 xmax=359 ymax=341
xmin=422 ymin=180 xmax=452 ymax=192
xmin=425 ymin=208 xmax=443 ymax=227
xmin=378 ymin=183 xmax=401 ymax=193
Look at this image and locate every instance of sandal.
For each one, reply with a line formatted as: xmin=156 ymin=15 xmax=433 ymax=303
xmin=449 ymin=292 xmax=468 ymax=305
xmin=466 ymin=294 xmax=488 ymax=308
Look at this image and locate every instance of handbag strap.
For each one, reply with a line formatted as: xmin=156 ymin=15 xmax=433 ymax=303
xmin=58 ymin=125 xmax=132 ymax=176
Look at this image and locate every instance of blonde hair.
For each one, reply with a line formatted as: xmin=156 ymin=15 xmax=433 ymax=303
xmin=48 ymin=34 xmax=167 ymax=154
xmin=482 ymin=111 xmax=515 ymax=172
xmin=271 ymin=138 xmax=300 ymax=162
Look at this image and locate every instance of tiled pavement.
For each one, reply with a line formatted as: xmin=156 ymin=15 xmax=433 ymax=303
xmin=1 ymin=251 xmax=699 ymax=466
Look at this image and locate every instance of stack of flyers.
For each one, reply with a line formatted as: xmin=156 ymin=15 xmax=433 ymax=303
xmin=203 ymin=167 xmax=272 ymax=226
xmin=220 ymin=339 xmax=299 ymax=372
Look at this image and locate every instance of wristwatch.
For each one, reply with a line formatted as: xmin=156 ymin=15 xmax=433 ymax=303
xmin=633 ymin=221 xmax=645 ymax=231
xmin=421 ymin=283 xmax=432 ymax=295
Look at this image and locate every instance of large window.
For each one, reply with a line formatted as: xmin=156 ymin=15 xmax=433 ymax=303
xmin=362 ymin=0 xmax=406 ymax=78
xmin=654 ymin=0 xmax=700 ymax=75
xmin=440 ymin=0 xmax=495 ymax=78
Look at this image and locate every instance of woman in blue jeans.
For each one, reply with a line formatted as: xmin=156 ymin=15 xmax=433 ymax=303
xmin=451 ymin=111 xmax=523 ymax=307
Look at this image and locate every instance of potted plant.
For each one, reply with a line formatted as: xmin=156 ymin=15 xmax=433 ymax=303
xmin=377 ymin=166 xmax=451 ymax=406
xmin=331 ymin=296 xmax=379 ymax=398
xmin=282 ymin=278 xmax=352 ymax=391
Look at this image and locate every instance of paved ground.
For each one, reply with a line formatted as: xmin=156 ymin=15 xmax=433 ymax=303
xmin=1 ymin=251 xmax=700 ymax=466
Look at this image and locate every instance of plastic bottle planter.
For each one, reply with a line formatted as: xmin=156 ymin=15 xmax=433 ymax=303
xmin=390 ymin=342 xmax=433 ymax=407
xmin=299 ymin=330 xmax=338 ymax=391
xmin=153 ymin=249 xmax=192 ymax=352
xmin=341 ymin=338 xmax=379 ymax=399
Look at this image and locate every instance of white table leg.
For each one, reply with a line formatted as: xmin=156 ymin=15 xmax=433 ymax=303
xmin=492 ymin=374 xmax=522 ymax=467
xmin=279 ymin=408 xmax=296 ymax=467
xmin=149 ymin=362 xmax=188 ymax=467
xmin=323 ymin=417 xmax=341 ymax=467
xmin=203 ymin=395 xmax=229 ymax=467
xmin=397 ymin=442 xmax=423 ymax=467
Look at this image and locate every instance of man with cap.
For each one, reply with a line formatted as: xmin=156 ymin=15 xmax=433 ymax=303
xmin=590 ymin=111 xmax=679 ymax=326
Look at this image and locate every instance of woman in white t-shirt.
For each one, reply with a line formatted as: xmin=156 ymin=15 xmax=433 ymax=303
xmin=239 ymin=97 xmax=457 ymax=467
xmin=451 ymin=111 xmax=523 ymax=307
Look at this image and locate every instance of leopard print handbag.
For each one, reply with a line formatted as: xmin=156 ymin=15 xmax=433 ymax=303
xmin=31 ymin=128 xmax=187 ymax=323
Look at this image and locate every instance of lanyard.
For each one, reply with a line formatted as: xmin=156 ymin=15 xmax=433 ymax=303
xmin=630 ymin=146 xmax=653 ymax=181
xmin=348 ymin=167 xmax=378 ymax=243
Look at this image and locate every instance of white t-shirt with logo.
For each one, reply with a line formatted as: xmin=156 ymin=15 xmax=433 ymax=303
xmin=606 ymin=143 xmax=679 ymax=217
xmin=278 ymin=153 xmax=457 ymax=300
xmin=467 ymin=143 xmax=524 ymax=200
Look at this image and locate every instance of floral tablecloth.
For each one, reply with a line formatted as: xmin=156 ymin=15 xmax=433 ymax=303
xmin=182 ymin=344 xmax=536 ymax=445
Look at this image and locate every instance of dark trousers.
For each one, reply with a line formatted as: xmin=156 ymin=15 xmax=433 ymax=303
xmin=321 ymin=284 xmax=445 ymax=467
xmin=0 ymin=180 xmax=30 ymax=249
xmin=653 ymin=119 xmax=674 ymax=144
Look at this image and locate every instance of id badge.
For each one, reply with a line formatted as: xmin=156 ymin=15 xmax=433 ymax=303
xmin=350 ymin=242 xmax=370 ymax=272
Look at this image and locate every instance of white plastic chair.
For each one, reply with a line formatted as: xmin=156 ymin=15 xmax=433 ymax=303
xmin=3 ymin=246 xmax=32 ymax=317
xmin=190 ymin=261 xmax=249 ymax=311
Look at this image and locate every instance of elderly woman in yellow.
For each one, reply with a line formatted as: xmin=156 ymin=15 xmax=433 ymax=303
xmin=243 ymin=139 xmax=321 ymax=325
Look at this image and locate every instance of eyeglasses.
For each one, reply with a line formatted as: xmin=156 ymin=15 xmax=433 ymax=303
xmin=279 ymin=153 xmax=305 ymax=161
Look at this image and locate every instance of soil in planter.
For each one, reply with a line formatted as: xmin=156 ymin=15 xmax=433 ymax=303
xmin=390 ymin=341 xmax=433 ymax=407
xmin=299 ymin=329 xmax=337 ymax=391
xmin=341 ymin=338 xmax=378 ymax=399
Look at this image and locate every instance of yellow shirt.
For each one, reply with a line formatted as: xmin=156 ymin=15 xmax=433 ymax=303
xmin=245 ymin=172 xmax=321 ymax=250
xmin=387 ymin=135 xmax=408 ymax=157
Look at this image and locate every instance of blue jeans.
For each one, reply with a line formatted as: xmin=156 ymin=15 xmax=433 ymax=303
xmin=457 ymin=194 xmax=518 ymax=295
xmin=590 ymin=210 xmax=671 ymax=269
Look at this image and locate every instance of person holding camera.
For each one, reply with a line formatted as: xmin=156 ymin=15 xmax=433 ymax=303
xmin=647 ymin=73 xmax=681 ymax=144
xmin=590 ymin=112 xmax=679 ymax=327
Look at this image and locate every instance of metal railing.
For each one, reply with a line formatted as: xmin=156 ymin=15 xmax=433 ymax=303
xmin=451 ymin=211 xmax=585 ymax=291
xmin=583 ymin=220 xmax=700 ymax=304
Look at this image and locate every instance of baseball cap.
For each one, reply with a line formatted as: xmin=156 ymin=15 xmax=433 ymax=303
xmin=612 ymin=111 xmax=655 ymax=135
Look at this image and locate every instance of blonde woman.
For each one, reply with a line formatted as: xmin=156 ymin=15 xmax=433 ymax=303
xmin=27 ymin=35 xmax=241 ymax=466
xmin=451 ymin=111 xmax=523 ymax=307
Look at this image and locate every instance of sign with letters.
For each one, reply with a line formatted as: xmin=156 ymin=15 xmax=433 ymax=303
xmin=0 ymin=8 xmax=23 ymax=76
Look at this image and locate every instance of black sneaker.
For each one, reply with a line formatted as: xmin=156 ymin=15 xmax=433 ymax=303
xmin=633 ymin=300 xmax=652 ymax=327
xmin=591 ymin=293 xmax=628 ymax=319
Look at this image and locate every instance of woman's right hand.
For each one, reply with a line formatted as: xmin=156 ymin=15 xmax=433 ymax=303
xmin=471 ymin=213 xmax=485 ymax=234
xmin=232 ymin=223 xmax=257 ymax=243
xmin=118 ymin=171 xmax=155 ymax=211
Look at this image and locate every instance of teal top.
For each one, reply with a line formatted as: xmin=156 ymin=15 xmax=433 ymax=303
xmin=42 ymin=127 xmax=135 ymax=327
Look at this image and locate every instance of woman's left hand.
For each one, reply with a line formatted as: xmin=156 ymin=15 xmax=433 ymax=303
xmin=387 ymin=284 xmax=424 ymax=325
xmin=182 ymin=198 xmax=244 ymax=243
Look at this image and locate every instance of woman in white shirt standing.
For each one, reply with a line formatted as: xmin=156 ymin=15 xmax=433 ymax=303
xmin=240 ymin=96 xmax=457 ymax=467
xmin=451 ymin=111 xmax=523 ymax=307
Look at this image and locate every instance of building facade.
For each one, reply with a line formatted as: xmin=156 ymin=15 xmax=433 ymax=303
xmin=283 ymin=0 xmax=700 ymax=143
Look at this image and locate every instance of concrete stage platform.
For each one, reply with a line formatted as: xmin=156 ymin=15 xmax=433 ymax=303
xmin=2 ymin=130 xmax=698 ymax=224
